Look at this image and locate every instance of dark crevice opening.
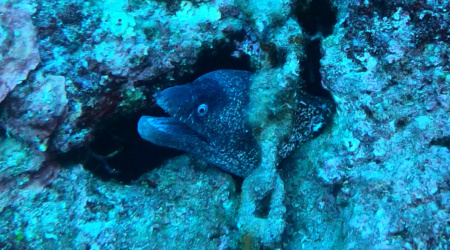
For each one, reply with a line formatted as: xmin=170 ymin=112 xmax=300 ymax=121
xmin=430 ymin=136 xmax=450 ymax=150
xmin=57 ymin=34 xmax=252 ymax=184
xmin=293 ymin=0 xmax=337 ymax=37
xmin=57 ymin=107 xmax=183 ymax=184
xmin=84 ymin=110 xmax=184 ymax=183
xmin=0 ymin=126 xmax=6 ymax=139
xmin=301 ymin=39 xmax=333 ymax=99
xmin=189 ymin=35 xmax=253 ymax=81
xmin=232 ymin=174 xmax=244 ymax=193
xmin=331 ymin=183 xmax=343 ymax=198
xmin=254 ymin=191 xmax=273 ymax=219
xmin=293 ymin=0 xmax=337 ymax=100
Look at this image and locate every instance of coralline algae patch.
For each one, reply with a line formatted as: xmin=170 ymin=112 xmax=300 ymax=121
xmin=0 ymin=3 xmax=40 ymax=103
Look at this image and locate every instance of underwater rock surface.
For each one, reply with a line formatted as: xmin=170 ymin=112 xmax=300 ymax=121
xmin=284 ymin=0 xmax=450 ymax=249
xmin=0 ymin=0 xmax=449 ymax=249
xmin=0 ymin=156 xmax=240 ymax=249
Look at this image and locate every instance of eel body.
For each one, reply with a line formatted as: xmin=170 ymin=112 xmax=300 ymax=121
xmin=138 ymin=70 xmax=334 ymax=177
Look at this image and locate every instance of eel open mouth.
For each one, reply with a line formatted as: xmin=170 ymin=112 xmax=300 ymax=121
xmin=138 ymin=115 xmax=200 ymax=141
xmin=137 ymin=84 xmax=209 ymax=151
xmin=137 ymin=115 xmax=208 ymax=151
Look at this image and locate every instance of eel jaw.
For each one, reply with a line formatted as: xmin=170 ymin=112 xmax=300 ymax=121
xmin=137 ymin=116 xmax=208 ymax=152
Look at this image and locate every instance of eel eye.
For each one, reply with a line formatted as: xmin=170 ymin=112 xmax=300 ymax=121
xmin=197 ymin=104 xmax=208 ymax=116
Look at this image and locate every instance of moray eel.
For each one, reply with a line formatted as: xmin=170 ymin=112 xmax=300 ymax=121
xmin=138 ymin=70 xmax=334 ymax=177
